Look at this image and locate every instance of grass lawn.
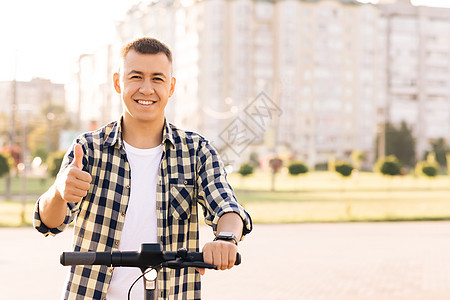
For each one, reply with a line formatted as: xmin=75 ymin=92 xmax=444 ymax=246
xmin=1 ymin=171 xmax=450 ymax=226
xmin=0 ymin=201 xmax=35 ymax=227
xmin=0 ymin=176 xmax=53 ymax=196
xmin=229 ymin=171 xmax=450 ymax=223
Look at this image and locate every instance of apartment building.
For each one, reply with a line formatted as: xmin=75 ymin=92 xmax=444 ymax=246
xmin=379 ymin=0 xmax=450 ymax=160
xmin=0 ymin=78 xmax=65 ymax=151
xmin=71 ymin=0 xmax=449 ymax=168
xmin=113 ymin=0 xmax=379 ymax=167
xmin=0 ymin=78 xmax=65 ymax=117
xmin=65 ymin=45 xmax=122 ymax=132
xmin=276 ymin=0 xmax=379 ymax=167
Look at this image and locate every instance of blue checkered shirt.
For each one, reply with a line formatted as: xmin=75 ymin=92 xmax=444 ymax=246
xmin=34 ymin=119 xmax=252 ymax=300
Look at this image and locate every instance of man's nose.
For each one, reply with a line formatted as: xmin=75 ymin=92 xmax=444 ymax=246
xmin=139 ymin=79 xmax=155 ymax=94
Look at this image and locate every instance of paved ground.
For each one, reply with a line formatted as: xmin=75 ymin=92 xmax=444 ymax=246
xmin=2 ymin=222 xmax=450 ymax=299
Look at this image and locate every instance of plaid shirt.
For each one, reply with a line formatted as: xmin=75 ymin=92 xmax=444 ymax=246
xmin=34 ymin=119 xmax=252 ymax=300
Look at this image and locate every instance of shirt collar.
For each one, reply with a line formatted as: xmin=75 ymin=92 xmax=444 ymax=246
xmin=161 ymin=119 xmax=176 ymax=149
xmin=103 ymin=117 xmax=175 ymax=149
xmin=103 ymin=118 xmax=122 ymax=147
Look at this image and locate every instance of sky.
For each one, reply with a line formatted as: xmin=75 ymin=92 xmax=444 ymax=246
xmin=0 ymin=0 xmax=449 ymax=85
xmin=0 ymin=0 xmax=140 ymax=84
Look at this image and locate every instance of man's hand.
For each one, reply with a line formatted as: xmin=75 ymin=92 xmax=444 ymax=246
xmin=197 ymin=240 xmax=238 ymax=275
xmin=55 ymin=144 xmax=92 ymax=203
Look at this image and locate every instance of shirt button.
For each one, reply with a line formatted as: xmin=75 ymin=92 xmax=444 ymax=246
xmin=121 ymin=212 xmax=126 ymax=217
xmin=115 ymin=241 xmax=120 ymax=246
xmin=184 ymin=180 xmax=187 ymax=184
xmin=126 ymin=184 xmax=130 ymax=189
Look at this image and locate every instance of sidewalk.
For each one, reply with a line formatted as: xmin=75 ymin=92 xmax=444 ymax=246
xmin=2 ymin=222 xmax=450 ymax=299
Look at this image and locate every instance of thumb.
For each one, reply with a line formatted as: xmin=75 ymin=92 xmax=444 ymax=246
xmin=72 ymin=144 xmax=84 ymax=169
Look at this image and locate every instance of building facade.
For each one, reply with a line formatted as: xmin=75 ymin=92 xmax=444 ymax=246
xmin=70 ymin=0 xmax=450 ymax=168
xmin=379 ymin=0 xmax=450 ymax=161
xmin=64 ymin=44 xmax=123 ymax=133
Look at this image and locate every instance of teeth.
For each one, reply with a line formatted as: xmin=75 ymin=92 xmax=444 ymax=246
xmin=137 ymin=100 xmax=155 ymax=105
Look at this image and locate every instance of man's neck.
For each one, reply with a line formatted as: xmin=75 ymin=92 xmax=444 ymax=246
xmin=121 ymin=116 xmax=164 ymax=149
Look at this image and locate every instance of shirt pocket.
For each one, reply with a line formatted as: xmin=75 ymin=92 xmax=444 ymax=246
xmin=169 ymin=177 xmax=195 ymax=220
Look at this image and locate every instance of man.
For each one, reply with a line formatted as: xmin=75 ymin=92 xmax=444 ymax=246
xmin=34 ymin=37 xmax=252 ymax=300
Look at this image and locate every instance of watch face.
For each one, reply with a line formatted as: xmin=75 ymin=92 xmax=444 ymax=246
xmin=215 ymin=232 xmax=237 ymax=244
xmin=219 ymin=232 xmax=233 ymax=239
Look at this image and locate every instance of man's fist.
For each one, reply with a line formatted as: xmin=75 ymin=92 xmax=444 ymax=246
xmin=198 ymin=240 xmax=238 ymax=275
xmin=55 ymin=144 xmax=92 ymax=203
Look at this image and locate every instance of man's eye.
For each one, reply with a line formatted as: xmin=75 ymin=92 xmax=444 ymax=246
xmin=130 ymin=75 xmax=141 ymax=79
xmin=154 ymin=78 xmax=163 ymax=81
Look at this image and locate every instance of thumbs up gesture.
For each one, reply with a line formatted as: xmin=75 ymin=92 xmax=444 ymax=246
xmin=55 ymin=144 xmax=93 ymax=203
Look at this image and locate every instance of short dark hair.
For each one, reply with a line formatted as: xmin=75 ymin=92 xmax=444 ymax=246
xmin=121 ymin=37 xmax=172 ymax=63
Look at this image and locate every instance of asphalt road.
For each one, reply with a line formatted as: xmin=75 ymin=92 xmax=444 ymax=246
xmin=2 ymin=222 xmax=450 ymax=299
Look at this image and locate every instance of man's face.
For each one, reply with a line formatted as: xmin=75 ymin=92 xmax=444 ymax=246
xmin=113 ymin=50 xmax=176 ymax=126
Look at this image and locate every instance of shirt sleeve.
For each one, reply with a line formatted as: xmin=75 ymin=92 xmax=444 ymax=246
xmin=33 ymin=196 xmax=79 ymax=236
xmin=33 ymin=140 xmax=83 ymax=237
xmin=195 ymin=140 xmax=252 ymax=240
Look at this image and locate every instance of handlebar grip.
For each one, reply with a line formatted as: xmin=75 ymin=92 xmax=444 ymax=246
xmin=61 ymin=252 xmax=111 ymax=266
xmin=188 ymin=252 xmax=241 ymax=265
xmin=235 ymin=253 xmax=241 ymax=265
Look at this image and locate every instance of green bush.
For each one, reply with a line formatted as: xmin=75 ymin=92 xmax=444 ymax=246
xmin=47 ymin=151 xmax=66 ymax=177
xmin=335 ymin=161 xmax=353 ymax=177
xmin=416 ymin=161 xmax=439 ymax=178
xmin=376 ymin=155 xmax=401 ymax=176
xmin=288 ymin=161 xmax=308 ymax=176
xmin=0 ymin=152 xmax=14 ymax=177
xmin=422 ymin=165 xmax=438 ymax=177
xmin=238 ymin=163 xmax=254 ymax=177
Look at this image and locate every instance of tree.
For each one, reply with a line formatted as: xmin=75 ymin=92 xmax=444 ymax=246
xmin=382 ymin=121 xmax=416 ymax=167
xmin=334 ymin=161 xmax=354 ymax=214
xmin=350 ymin=150 xmax=366 ymax=171
xmin=447 ymin=153 xmax=450 ymax=176
xmin=0 ymin=152 xmax=13 ymax=178
xmin=288 ymin=161 xmax=308 ymax=176
xmin=424 ymin=138 xmax=450 ymax=170
xmin=269 ymin=157 xmax=283 ymax=191
xmin=47 ymin=151 xmax=66 ymax=177
xmin=0 ymin=152 xmax=14 ymax=200
xmin=33 ymin=146 xmax=49 ymax=162
xmin=248 ymin=152 xmax=260 ymax=168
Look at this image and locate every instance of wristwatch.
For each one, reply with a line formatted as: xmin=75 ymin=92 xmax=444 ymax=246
xmin=214 ymin=232 xmax=238 ymax=245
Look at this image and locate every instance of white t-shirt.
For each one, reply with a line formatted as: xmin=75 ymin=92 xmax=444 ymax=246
xmin=107 ymin=141 xmax=162 ymax=300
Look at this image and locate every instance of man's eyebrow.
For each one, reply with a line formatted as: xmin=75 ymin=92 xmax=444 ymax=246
xmin=127 ymin=70 xmax=167 ymax=78
xmin=127 ymin=70 xmax=144 ymax=76
xmin=152 ymin=72 xmax=167 ymax=78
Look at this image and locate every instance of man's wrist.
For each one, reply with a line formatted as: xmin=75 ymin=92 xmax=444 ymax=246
xmin=214 ymin=232 xmax=238 ymax=245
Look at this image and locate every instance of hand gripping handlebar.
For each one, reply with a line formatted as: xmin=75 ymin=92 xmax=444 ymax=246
xmin=61 ymin=243 xmax=241 ymax=270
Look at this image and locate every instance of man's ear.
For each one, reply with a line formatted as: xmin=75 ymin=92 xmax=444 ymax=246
xmin=169 ymin=77 xmax=176 ymax=98
xmin=113 ymin=73 xmax=121 ymax=94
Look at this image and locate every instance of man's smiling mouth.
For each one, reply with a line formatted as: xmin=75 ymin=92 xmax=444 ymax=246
xmin=136 ymin=100 xmax=157 ymax=105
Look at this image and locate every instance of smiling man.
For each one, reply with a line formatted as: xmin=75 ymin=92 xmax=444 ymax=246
xmin=34 ymin=37 xmax=252 ymax=300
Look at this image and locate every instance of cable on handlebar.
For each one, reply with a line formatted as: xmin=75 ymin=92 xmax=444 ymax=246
xmin=127 ymin=266 xmax=161 ymax=300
